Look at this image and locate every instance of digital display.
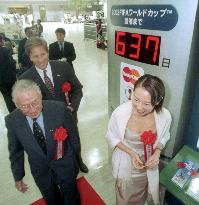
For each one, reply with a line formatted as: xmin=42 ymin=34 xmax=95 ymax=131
xmin=115 ymin=31 xmax=161 ymax=65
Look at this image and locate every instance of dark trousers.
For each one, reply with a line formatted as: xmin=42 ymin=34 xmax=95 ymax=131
xmin=71 ymin=111 xmax=84 ymax=166
xmin=41 ymin=182 xmax=64 ymax=205
xmin=39 ymin=173 xmax=80 ymax=205
xmin=0 ymin=84 xmax=16 ymax=112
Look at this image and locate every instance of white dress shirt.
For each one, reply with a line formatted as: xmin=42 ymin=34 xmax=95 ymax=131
xmin=35 ymin=62 xmax=54 ymax=86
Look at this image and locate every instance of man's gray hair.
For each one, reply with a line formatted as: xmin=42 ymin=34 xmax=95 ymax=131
xmin=12 ymin=79 xmax=42 ymax=104
xmin=25 ymin=37 xmax=48 ymax=56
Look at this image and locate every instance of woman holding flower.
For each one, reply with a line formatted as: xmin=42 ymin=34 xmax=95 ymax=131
xmin=106 ymin=74 xmax=172 ymax=205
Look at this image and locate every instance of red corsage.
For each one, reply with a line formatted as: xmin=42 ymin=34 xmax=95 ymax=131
xmin=140 ymin=130 xmax=157 ymax=161
xmin=62 ymin=81 xmax=71 ymax=93
xmin=140 ymin=130 xmax=156 ymax=144
xmin=54 ymin=126 xmax=68 ymax=160
xmin=176 ymin=162 xmax=186 ymax=168
xmin=61 ymin=82 xmax=71 ymax=105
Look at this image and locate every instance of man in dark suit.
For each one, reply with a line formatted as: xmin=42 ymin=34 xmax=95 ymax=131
xmin=18 ymin=27 xmax=36 ymax=73
xmin=49 ymin=28 xmax=76 ymax=68
xmin=0 ymin=34 xmax=16 ymax=112
xmin=19 ymin=37 xmax=88 ymax=173
xmin=5 ymin=79 xmax=80 ymax=205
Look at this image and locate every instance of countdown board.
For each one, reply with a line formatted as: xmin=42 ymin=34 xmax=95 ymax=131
xmin=107 ymin=0 xmax=199 ymax=157
xmin=115 ymin=31 xmax=161 ymax=65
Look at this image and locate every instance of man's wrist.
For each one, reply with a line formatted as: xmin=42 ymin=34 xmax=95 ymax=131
xmin=67 ymin=105 xmax=74 ymax=112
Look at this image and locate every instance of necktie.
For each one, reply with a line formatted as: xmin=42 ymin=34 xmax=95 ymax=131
xmin=33 ymin=118 xmax=47 ymax=155
xmin=43 ymin=70 xmax=55 ymax=96
xmin=60 ymin=43 xmax=64 ymax=57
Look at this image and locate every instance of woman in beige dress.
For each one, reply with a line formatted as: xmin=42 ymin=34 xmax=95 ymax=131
xmin=106 ymin=74 xmax=172 ymax=205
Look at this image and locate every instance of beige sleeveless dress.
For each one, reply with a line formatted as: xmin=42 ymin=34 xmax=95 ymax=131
xmin=115 ymin=128 xmax=148 ymax=205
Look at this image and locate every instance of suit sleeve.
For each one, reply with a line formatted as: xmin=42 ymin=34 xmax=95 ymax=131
xmin=66 ymin=43 xmax=76 ymax=63
xmin=49 ymin=44 xmax=54 ymax=60
xmin=5 ymin=117 xmax=25 ymax=181
xmin=64 ymin=63 xmax=83 ymax=111
xmin=63 ymin=109 xmax=80 ymax=153
xmin=18 ymin=67 xmax=34 ymax=81
xmin=17 ymin=40 xmax=24 ymax=64
xmin=49 ymin=43 xmax=58 ymax=60
xmin=1 ymin=48 xmax=16 ymax=83
xmin=7 ymin=49 xmax=16 ymax=69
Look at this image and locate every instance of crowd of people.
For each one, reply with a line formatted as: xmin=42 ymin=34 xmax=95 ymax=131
xmin=0 ymin=22 xmax=171 ymax=205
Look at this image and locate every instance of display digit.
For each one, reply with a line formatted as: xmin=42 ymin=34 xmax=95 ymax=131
xmin=146 ymin=36 xmax=160 ymax=63
xmin=129 ymin=33 xmax=141 ymax=59
xmin=115 ymin=31 xmax=126 ymax=55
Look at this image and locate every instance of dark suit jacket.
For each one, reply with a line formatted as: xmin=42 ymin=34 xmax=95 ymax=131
xmin=19 ymin=60 xmax=83 ymax=114
xmin=0 ymin=46 xmax=16 ymax=85
xmin=5 ymin=100 xmax=80 ymax=190
xmin=17 ymin=37 xmax=33 ymax=68
xmin=49 ymin=41 xmax=76 ymax=67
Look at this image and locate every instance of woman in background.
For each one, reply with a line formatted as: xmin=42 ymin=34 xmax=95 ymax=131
xmin=36 ymin=19 xmax=43 ymax=37
xmin=106 ymin=74 xmax=172 ymax=205
xmin=96 ymin=19 xmax=103 ymax=48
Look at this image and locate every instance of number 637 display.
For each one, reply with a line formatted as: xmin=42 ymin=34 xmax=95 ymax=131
xmin=115 ymin=31 xmax=161 ymax=66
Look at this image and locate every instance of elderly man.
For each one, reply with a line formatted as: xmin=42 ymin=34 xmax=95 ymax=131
xmin=5 ymin=79 xmax=80 ymax=205
xmin=19 ymin=37 xmax=88 ymax=173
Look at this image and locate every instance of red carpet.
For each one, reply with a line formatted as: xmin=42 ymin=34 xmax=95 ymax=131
xmin=30 ymin=176 xmax=106 ymax=205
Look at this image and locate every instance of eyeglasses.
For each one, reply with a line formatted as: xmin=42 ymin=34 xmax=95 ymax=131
xmin=18 ymin=98 xmax=41 ymax=111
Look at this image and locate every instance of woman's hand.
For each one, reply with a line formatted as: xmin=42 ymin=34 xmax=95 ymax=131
xmin=145 ymin=149 xmax=161 ymax=169
xmin=131 ymin=153 xmax=145 ymax=170
xmin=116 ymin=142 xmax=145 ymax=169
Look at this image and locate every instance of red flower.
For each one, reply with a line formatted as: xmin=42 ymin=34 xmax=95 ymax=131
xmin=54 ymin=126 xmax=68 ymax=141
xmin=140 ymin=130 xmax=156 ymax=145
xmin=176 ymin=162 xmax=186 ymax=168
xmin=62 ymin=82 xmax=71 ymax=93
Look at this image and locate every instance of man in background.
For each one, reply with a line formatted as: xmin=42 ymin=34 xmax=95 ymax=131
xmin=0 ymin=32 xmax=16 ymax=54
xmin=49 ymin=28 xmax=76 ymax=68
xmin=18 ymin=27 xmax=36 ymax=73
xmin=0 ymin=34 xmax=16 ymax=112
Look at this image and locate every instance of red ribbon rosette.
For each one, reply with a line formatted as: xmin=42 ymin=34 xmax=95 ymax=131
xmin=140 ymin=130 xmax=157 ymax=161
xmin=54 ymin=126 xmax=68 ymax=160
xmin=62 ymin=82 xmax=71 ymax=93
xmin=176 ymin=162 xmax=186 ymax=168
xmin=61 ymin=82 xmax=71 ymax=105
